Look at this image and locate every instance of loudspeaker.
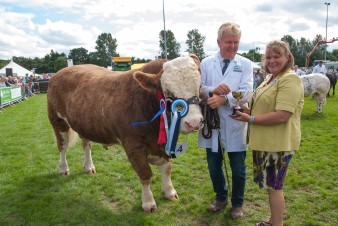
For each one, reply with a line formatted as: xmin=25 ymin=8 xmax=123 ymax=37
xmin=6 ymin=68 xmax=13 ymax=76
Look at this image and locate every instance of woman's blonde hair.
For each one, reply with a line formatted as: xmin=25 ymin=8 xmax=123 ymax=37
xmin=262 ymin=40 xmax=295 ymax=75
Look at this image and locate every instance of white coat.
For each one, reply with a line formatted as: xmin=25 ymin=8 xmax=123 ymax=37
xmin=198 ymin=52 xmax=253 ymax=152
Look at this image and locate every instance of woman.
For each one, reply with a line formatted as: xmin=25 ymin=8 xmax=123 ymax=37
xmin=231 ymin=40 xmax=304 ymax=226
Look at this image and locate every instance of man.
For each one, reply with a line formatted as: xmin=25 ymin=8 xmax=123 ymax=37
xmin=313 ymin=60 xmax=327 ymax=74
xmin=293 ymin=65 xmax=305 ymax=76
xmin=198 ymin=22 xmax=253 ymax=219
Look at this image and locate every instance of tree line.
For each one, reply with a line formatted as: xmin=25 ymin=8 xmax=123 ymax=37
xmin=1 ymin=29 xmax=337 ymax=75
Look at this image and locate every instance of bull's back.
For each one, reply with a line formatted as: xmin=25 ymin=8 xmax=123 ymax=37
xmin=301 ymin=74 xmax=330 ymax=97
xmin=47 ymin=65 xmax=159 ymax=144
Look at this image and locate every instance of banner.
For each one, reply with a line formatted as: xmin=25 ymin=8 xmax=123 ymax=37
xmin=0 ymin=86 xmax=22 ymax=107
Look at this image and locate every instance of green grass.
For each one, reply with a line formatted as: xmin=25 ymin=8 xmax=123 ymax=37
xmin=0 ymin=94 xmax=337 ymax=226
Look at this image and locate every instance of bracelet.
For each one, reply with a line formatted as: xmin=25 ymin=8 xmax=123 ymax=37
xmin=249 ymin=116 xmax=255 ymax=124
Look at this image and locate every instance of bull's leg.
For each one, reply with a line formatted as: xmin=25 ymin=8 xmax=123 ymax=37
xmin=333 ymin=84 xmax=335 ymax=95
xmin=159 ymin=161 xmax=179 ymax=201
xmin=125 ymin=147 xmax=156 ymax=213
xmin=53 ymin=127 xmax=71 ymax=175
xmin=140 ymin=178 xmax=156 ymax=213
xmin=82 ymin=139 xmax=96 ymax=174
xmin=315 ymin=94 xmax=325 ymax=113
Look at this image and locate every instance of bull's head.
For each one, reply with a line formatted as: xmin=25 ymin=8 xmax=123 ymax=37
xmin=134 ymin=55 xmax=203 ymax=134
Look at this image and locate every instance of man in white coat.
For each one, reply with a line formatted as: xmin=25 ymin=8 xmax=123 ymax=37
xmin=313 ymin=60 xmax=327 ymax=74
xmin=198 ymin=22 xmax=253 ymax=219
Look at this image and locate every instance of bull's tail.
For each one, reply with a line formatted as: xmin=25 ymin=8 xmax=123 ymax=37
xmin=68 ymin=127 xmax=79 ymax=148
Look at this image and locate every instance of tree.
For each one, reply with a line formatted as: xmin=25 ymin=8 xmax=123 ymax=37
xmin=159 ymin=30 xmax=180 ymax=59
xmin=68 ymin=47 xmax=89 ymax=65
xmin=54 ymin=56 xmax=67 ymax=72
xmin=12 ymin=56 xmax=35 ymax=72
xmin=185 ymin=29 xmax=206 ymax=60
xmin=42 ymin=50 xmax=67 ymax=73
xmin=95 ymin=33 xmax=118 ymax=67
xmin=0 ymin=59 xmax=9 ymax=69
xmin=88 ymin=52 xmax=101 ymax=66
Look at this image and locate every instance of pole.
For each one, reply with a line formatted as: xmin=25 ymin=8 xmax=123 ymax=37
xmin=162 ymin=0 xmax=167 ymax=59
xmin=324 ymin=2 xmax=330 ymax=61
xmin=252 ymin=42 xmax=255 ymax=62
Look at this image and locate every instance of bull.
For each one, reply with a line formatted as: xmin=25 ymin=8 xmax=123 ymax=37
xmin=300 ymin=73 xmax=330 ymax=113
xmin=47 ymin=55 xmax=203 ymax=212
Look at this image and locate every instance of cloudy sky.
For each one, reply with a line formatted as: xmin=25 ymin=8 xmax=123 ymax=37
xmin=0 ymin=0 xmax=337 ymax=60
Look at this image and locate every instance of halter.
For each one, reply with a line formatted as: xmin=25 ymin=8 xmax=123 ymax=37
xmin=131 ymin=89 xmax=200 ymax=158
xmin=164 ymin=95 xmax=200 ymax=158
xmin=166 ymin=95 xmax=200 ymax=117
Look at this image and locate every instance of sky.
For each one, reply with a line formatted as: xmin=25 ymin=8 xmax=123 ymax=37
xmin=0 ymin=0 xmax=337 ymax=60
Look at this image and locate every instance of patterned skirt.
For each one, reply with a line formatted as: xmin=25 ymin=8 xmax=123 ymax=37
xmin=252 ymin=150 xmax=294 ymax=190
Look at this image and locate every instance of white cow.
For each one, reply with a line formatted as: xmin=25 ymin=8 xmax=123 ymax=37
xmin=300 ymin=73 xmax=330 ymax=113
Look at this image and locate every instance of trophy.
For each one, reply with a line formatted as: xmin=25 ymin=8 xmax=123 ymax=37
xmin=231 ymin=90 xmax=244 ymax=116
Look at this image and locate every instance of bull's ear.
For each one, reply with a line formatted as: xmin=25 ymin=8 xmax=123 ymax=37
xmin=133 ymin=71 xmax=161 ymax=92
xmin=189 ymin=54 xmax=201 ymax=72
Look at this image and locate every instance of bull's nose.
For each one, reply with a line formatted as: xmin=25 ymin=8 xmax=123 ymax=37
xmin=185 ymin=119 xmax=203 ymax=132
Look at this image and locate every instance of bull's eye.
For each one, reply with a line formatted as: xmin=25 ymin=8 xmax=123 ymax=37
xmin=171 ymin=99 xmax=189 ymax=117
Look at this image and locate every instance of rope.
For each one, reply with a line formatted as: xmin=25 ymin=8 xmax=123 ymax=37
xmin=201 ymin=92 xmax=220 ymax=139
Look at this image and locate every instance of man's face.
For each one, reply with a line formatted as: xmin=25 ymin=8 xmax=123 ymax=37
xmin=217 ymin=31 xmax=240 ymax=60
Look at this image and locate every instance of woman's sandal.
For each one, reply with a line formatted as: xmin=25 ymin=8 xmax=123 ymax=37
xmin=256 ymin=222 xmax=272 ymax=226
xmin=256 ymin=222 xmax=284 ymax=226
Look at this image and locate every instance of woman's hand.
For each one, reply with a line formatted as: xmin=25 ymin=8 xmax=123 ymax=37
xmin=230 ymin=110 xmax=250 ymax=123
xmin=239 ymin=104 xmax=250 ymax=114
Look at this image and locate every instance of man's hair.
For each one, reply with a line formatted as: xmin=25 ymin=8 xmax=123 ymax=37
xmin=217 ymin=22 xmax=241 ymax=41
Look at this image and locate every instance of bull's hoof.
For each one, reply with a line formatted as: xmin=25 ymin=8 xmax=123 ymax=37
xmin=84 ymin=167 xmax=96 ymax=174
xmin=142 ymin=202 xmax=157 ymax=213
xmin=59 ymin=170 xmax=70 ymax=176
xmin=164 ymin=190 xmax=179 ymax=201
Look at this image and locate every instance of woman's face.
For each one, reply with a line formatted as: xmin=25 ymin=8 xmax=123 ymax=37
xmin=265 ymin=49 xmax=289 ymax=76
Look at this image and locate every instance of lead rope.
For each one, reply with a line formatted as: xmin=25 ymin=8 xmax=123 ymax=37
xmin=201 ymin=92 xmax=220 ymax=139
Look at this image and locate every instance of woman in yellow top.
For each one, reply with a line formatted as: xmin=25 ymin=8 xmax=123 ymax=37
xmin=231 ymin=40 xmax=304 ymax=226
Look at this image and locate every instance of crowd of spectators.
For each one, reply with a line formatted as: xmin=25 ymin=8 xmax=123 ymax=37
xmin=0 ymin=73 xmax=51 ymax=111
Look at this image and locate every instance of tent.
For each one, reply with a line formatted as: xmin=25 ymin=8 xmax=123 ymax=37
xmin=252 ymin=62 xmax=262 ymax=69
xmin=0 ymin=60 xmax=34 ymax=77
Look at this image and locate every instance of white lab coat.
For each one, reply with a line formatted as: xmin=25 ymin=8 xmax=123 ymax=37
xmin=198 ymin=52 xmax=253 ymax=152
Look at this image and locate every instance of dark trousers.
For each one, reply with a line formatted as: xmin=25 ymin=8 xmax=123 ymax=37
xmin=206 ymin=147 xmax=246 ymax=207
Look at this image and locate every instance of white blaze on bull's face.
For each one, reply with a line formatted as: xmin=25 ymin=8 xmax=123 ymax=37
xmin=161 ymin=56 xmax=203 ymax=134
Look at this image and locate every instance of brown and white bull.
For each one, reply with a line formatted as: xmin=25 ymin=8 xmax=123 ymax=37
xmin=300 ymin=73 xmax=330 ymax=113
xmin=47 ymin=55 xmax=203 ymax=212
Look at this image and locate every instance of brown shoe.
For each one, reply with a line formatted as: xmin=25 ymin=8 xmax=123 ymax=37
xmin=230 ymin=207 xmax=243 ymax=219
xmin=208 ymin=200 xmax=227 ymax=213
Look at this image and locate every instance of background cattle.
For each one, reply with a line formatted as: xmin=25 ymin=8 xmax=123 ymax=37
xmin=47 ymin=55 xmax=203 ymax=212
xmin=325 ymin=73 xmax=337 ymax=96
xmin=300 ymin=73 xmax=330 ymax=113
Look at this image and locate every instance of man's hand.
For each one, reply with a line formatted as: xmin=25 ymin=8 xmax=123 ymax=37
xmin=212 ymin=83 xmax=231 ymax=95
xmin=207 ymin=95 xmax=226 ymax=109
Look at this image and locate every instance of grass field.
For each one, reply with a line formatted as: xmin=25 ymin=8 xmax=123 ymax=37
xmin=0 ymin=93 xmax=337 ymax=226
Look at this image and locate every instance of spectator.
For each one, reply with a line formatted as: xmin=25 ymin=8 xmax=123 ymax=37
xmin=313 ymin=60 xmax=327 ymax=74
xmin=253 ymin=69 xmax=263 ymax=90
xmin=293 ymin=65 xmax=305 ymax=76
xmin=0 ymin=76 xmax=10 ymax=87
